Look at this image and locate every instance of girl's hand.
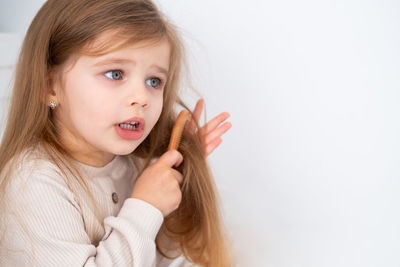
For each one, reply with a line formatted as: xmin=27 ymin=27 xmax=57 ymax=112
xmin=189 ymin=99 xmax=232 ymax=156
xmin=131 ymin=150 xmax=184 ymax=217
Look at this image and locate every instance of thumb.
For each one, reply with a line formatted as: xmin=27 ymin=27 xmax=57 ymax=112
xmin=158 ymin=149 xmax=183 ymax=168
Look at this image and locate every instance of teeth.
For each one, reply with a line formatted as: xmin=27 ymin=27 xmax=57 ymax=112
xmin=119 ymin=123 xmax=138 ymax=131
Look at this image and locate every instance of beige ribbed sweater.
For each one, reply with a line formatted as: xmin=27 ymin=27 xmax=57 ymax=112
xmin=0 ymin=146 xmax=196 ymax=266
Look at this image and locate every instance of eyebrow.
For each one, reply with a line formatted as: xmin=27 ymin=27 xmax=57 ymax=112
xmin=92 ymin=58 xmax=169 ymax=75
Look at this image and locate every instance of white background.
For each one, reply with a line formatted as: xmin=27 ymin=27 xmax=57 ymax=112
xmin=1 ymin=1 xmax=400 ymax=266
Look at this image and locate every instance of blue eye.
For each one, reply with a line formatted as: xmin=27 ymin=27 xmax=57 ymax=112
xmin=146 ymin=77 xmax=163 ymax=89
xmin=105 ymin=70 xmax=123 ymax=80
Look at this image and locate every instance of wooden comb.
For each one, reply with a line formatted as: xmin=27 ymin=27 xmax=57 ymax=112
xmin=168 ymin=109 xmax=191 ymax=151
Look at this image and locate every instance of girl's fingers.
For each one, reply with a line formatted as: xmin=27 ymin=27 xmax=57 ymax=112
xmin=199 ymin=112 xmax=230 ymax=136
xmin=192 ymin=99 xmax=204 ymax=124
xmin=188 ymin=117 xmax=197 ymax=134
xmin=189 ymin=99 xmax=204 ymax=134
xmin=205 ymin=137 xmax=223 ymax=156
xmin=187 ymin=99 xmax=231 ymax=157
xmin=203 ymin=122 xmax=232 ymax=146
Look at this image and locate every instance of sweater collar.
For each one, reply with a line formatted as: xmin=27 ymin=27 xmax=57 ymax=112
xmin=76 ymin=155 xmax=132 ymax=180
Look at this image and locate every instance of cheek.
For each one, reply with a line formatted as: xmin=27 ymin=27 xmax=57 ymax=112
xmin=145 ymin=95 xmax=163 ymax=134
xmin=64 ymin=79 xmax=114 ymax=127
xmin=152 ymin=96 xmax=164 ymax=122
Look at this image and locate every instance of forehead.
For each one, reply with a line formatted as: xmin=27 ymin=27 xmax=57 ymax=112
xmin=82 ymin=29 xmax=168 ymax=57
xmin=86 ymin=40 xmax=171 ymax=76
xmin=63 ymin=29 xmax=171 ymax=73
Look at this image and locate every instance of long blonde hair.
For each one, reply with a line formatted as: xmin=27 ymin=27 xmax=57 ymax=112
xmin=0 ymin=0 xmax=234 ymax=266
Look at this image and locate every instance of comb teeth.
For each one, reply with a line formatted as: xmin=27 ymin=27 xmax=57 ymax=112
xmin=168 ymin=109 xmax=191 ymax=151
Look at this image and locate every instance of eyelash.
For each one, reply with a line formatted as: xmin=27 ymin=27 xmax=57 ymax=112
xmin=104 ymin=69 xmax=164 ymax=89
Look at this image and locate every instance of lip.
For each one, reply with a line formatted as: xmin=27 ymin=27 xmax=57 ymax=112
xmin=117 ymin=117 xmax=145 ymax=131
xmin=115 ymin=116 xmax=145 ymax=141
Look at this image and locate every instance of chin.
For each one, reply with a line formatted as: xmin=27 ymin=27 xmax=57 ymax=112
xmin=111 ymin=143 xmax=140 ymax=156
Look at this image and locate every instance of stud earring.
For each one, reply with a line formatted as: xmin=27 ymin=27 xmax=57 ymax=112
xmin=49 ymin=101 xmax=57 ymax=110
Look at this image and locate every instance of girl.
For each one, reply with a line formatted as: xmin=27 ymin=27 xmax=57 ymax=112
xmin=0 ymin=0 xmax=234 ymax=266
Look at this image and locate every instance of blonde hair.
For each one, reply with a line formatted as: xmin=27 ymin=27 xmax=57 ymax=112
xmin=0 ymin=0 xmax=234 ymax=266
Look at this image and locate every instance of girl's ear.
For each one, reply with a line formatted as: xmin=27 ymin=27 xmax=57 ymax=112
xmin=46 ymin=70 xmax=59 ymax=105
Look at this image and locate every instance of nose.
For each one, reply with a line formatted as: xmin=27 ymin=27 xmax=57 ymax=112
xmin=130 ymin=101 xmax=148 ymax=108
xmin=127 ymin=83 xmax=149 ymax=108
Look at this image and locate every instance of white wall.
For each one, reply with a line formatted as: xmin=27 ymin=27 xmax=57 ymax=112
xmin=1 ymin=1 xmax=400 ymax=266
xmin=0 ymin=0 xmax=45 ymax=138
xmin=158 ymin=1 xmax=400 ymax=266
xmin=0 ymin=33 xmax=23 ymax=139
xmin=0 ymin=0 xmax=46 ymax=33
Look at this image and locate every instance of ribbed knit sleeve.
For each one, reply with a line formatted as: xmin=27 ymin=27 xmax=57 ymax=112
xmin=0 ymin=162 xmax=164 ymax=267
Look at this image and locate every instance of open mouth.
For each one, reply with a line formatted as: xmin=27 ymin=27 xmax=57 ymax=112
xmin=118 ymin=122 xmax=140 ymax=131
xmin=115 ymin=117 xmax=145 ymax=140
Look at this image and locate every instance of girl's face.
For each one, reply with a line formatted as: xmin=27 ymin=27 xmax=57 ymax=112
xmin=51 ymin=35 xmax=171 ymax=167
